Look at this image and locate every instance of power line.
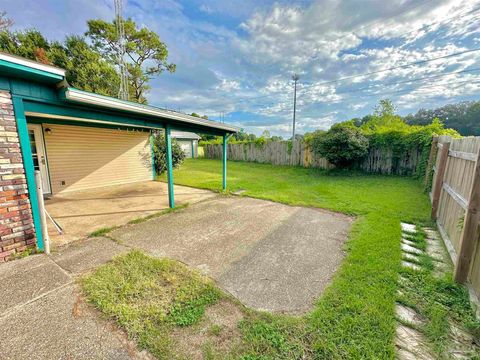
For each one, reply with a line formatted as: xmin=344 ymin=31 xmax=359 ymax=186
xmin=299 ymin=47 xmax=480 ymax=91
xmin=230 ymin=3 xmax=477 ymax=105
xmin=301 ymin=67 xmax=480 ymax=100
xmin=378 ymin=5 xmax=480 ymax=40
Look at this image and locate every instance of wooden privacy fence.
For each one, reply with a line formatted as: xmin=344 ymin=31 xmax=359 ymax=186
xmin=427 ymin=135 xmax=480 ymax=292
xmin=202 ymin=141 xmax=423 ymax=175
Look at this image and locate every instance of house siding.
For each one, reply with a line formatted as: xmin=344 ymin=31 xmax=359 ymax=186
xmin=42 ymin=124 xmax=152 ymax=194
xmin=0 ymin=90 xmax=36 ymax=261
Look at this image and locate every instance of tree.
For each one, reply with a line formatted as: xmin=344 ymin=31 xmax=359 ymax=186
xmin=0 ymin=11 xmax=13 ymax=32
xmin=0 ymin=29 xmax=50 ymax=62
xmin=0 ymin=29 xmax=120 ymax=97
xmin=404 ymin=100 xmax=480 ymax=136
xmin=51 ymin=36 xmax=120 ymax=97
xmin=151 ymin=131 xmax=185 ymax=174
xmin=311 ymin=124 xmax=369 ymax=168
xmin=374 ymin=99 xmax=396 ymax=117
xmin=261 ymin=130 xmax=271 ymax=139
xmin=86 ymin=18 xmax=176 ymax=103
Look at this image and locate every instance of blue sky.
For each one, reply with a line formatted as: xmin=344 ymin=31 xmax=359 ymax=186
xmin=1 ymin=0 xmax=480 ymax=137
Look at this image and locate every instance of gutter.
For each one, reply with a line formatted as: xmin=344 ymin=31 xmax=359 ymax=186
xmin=62 ymin=87 xmax=240 ymax=133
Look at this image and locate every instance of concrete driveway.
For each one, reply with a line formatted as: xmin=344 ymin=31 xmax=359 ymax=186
xmin=45 ymin=181 xmax=216 ymax=246
xmin=0 ymin=194 xmax=352 ymax=359
xmin=112 ymin=196 xmax=352 ymax=313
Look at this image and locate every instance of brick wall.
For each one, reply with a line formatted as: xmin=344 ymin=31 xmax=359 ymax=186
xmin=0 ymin=91 xmax=36 ymax=261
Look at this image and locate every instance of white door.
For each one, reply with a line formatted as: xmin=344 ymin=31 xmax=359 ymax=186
xmin=179 ymin=141 xmax=192 ymax=158
xmin=28 ymin=124 xmax=51 ymax=194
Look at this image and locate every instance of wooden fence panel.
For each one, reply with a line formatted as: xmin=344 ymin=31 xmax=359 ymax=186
xmin=202 ymin=141 xmax=422 ymax=174
xmin=427 ymin=135 xmax=480 ymax=294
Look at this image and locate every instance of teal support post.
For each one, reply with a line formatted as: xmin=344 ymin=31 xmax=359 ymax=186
xmin=222 ymin=134 xmax=228 ymax=191
xmin=12 ymin=96 xmax=44 ymax=251
xmin=191 ymin=140 xmax=195 ymax=159
xmin=149 ymin=131 xmax=156 ymax=180
xmin=165 ymin=124 xmax=174 ymax=208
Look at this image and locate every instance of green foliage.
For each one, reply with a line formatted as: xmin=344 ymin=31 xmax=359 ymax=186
xmin=308 ymin=100 xmax=460 ymax=176
xmin=152 ymin=131 xmax=185 ymax=174
xmin=405 ymin=100 xmax=480 ymax=136
xmin=172 ymin=159 xmax=433 ymax=357
xmin=310 ymin=123 xmax=369 ymax=167
xmin=0 ymin=29 xmax=120 ymax=97
xmin=82 ymin=251 xmax=220 ymax=358
xmin=86 ymin=18 xmax=175 ymax=103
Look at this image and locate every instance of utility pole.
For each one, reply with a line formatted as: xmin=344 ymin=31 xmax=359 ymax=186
xmin=115 ymin=0 xmax=129 ymax=101
xmin=291 ymin=73 xmax=299 ymax=141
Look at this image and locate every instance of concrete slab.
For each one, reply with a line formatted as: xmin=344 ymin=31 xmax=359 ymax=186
xmin=0 ymin=284 xmax=147 ymax=360
xmin=51 ymin=237 xmax=130 ymax=275
xmin=112 ymin=196 xmax=352 ymax=313
xmin=0 ymin=254 xmax=71 ymax=313
xmin=45 ymin=181 xmax=217 ymax=246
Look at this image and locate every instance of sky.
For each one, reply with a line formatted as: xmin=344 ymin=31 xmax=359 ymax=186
xmin=1 ymin=0 xmax=480 ymax=137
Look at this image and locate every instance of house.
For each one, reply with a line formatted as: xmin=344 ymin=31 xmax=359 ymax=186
xmin=0 ymin=52 xmax=238 ymax=259
xmin=171 ymin=131 xmax=201 ymax=158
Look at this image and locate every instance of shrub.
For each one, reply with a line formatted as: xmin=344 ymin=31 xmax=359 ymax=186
xmin=152 ymin=131 xmax=185 ymax=174
xmin=311 ymin=123 xmax=369 ymax=168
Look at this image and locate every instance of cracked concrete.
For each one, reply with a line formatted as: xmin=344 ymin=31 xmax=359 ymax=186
xmin=0 ymin=194 xmax=352 ymax=358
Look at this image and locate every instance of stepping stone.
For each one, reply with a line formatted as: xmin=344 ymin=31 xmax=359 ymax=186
xmin=401 ymin=223 xmax=417 ymax=233
xmin=402 ymin=239 xmax=419 ymax=248
xmin=403 ymin=252 xmax=420 ymax=263
xmin=396 ymin=324 xmax=435 ymax=359
xmin=449 ymin=323 xmax=477 ymax=359
xmin=424 ymin=229 xmax=440 ymax=240
xmin=402 ymin=243 xmax=423 ymax=255
xmin=402 ymin=261 xmax=422 ymax=271
xmin=395 ymin=304 xmax=424 ymax=326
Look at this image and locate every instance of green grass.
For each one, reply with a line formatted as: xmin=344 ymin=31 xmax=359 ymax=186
xmin=82 ymin=251 xmax=221 ymax=359
xmin=169 ymin=159 xmax=434 ymax=358
xmin=84 ymin=159 xmax=478 ymax=359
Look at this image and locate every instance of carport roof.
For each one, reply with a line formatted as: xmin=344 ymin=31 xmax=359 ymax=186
xmin=0 ymin=52 xmax=239 ymax=134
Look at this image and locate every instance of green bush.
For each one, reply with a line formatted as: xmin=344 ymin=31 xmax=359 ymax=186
xmin=152 ymin=131 xmax=185 ymax=174
xmin=311 ymin=123 xmax=369 ymax=167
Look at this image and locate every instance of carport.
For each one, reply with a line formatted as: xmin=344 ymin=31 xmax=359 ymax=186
xmin=0 ymin=52 xmax=238 ymax=252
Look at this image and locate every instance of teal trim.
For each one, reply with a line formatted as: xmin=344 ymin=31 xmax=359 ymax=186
xmin=28 ymin=116 xmax=150 ymax=132
xmin=165 ymin=125 xmax=175 ymax=208
xmin=0 ymin=59 xmax=63 ymax=84
xmin=150 ymin=132 xmax=156 ymax=180
xmin=222 ymin=134 xmax=228 ymax=190
xmin=39 ymin=124 xmax=52 ymax=195
xmin=24 ymin=100 xmax=165 ymax=130
xmin=12 ymin=96 xmax=44 ymax=251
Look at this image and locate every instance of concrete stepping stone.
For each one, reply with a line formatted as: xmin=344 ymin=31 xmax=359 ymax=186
xmin=396 ymin=324 xmax=435 ymax=360
xmin=402 ymin=261 xmax=422 ymax=271
xmin=402 ymin=252 xmax=420 ymax=263
xmin=402 ymin=243 xmax=423 ymax=255
xmin=401 ymin=223 xmax=417 ymax=233
xmin=449 ymin=323 xmax=478 ymax=359
xmin=402 ymin=239 xmax=420 ymax=248
xmin=395 ymin=304 xmax=424 ymax=326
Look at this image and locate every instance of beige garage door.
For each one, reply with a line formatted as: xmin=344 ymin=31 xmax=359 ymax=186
xmin=42 ymin=123 xmax=152 ymax=194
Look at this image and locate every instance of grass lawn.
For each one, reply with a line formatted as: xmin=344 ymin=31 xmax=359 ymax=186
xmin=83 ymin=158 xmax=478 ymax=359
xmin=168 ymin=159 xmax=433 ymax=358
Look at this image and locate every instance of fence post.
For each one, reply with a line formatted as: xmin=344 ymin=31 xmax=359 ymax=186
xmin=431 ymin=141 xmax=450 ymax=220
xmin=454 ymin=149 xmax=480 ymax=283
xmin=424 ymin=137 xmax=439 ymax=187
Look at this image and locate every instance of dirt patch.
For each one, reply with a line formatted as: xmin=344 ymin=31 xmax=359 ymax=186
xmin=170 ymin=297 xmax=246 ymax=359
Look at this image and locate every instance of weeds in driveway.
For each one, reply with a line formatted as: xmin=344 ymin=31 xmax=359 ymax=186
xmin=87 ymin=204 xmax=189 ymax=238
xmin=82 ymin=251 xmax=221 ymax=359
xmin=83 ymin=250 xmax=312 ymax=359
